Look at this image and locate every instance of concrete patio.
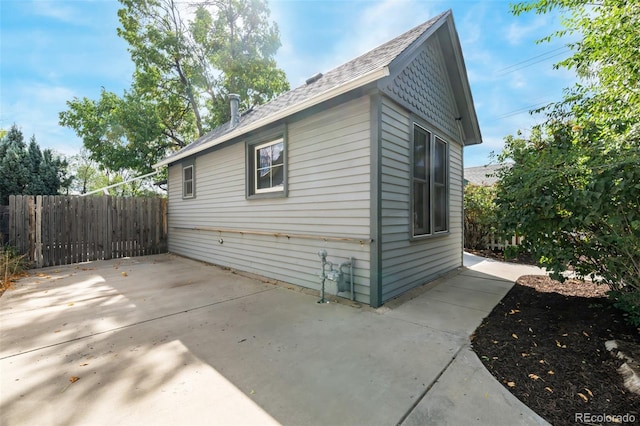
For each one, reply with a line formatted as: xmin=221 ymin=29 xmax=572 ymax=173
xmin=0 ymin=253 xmax=549 ymax=425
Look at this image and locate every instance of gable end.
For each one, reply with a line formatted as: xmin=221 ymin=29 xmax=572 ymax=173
xmin=380 ymin=36 xmax=460 ymax=142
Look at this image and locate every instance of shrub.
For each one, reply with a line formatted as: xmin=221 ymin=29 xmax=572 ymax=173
xmin=464 ymin=184 xmax=498 ymax=250
xmin=496 ymin=125 xmax=640 ymax=324
xmin=1 ymin=245 xmax=28 ymax=290
xmin=609 ymin=290 xmax=640 ymax=327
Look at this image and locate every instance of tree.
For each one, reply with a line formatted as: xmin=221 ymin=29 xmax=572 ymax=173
xmin=512 ymin=0 xmax=640 ymax=132
xmin=67 ymin=150 xmax=163 ymax=197
xmin=60 ymin=0 xmax=289 ymax=175
xmin=68 ymin=150 xmax=103 ymax=195
xmin=0 ymin=125 xmax=30 ymax=204
xmin=60 ymin=89 xmax=165 ymax=174
xmin=497 ymin=0 xmax=640 ymax=322
xmin=0 ymin=125 xmax=71 ymax=204
xmin=189 ymin=0 xmax=289 ymax=127
xmin=27 ymin=136 xmax=45 ymax=194
xmin=38 ymin=149 xmax=72 ymax=196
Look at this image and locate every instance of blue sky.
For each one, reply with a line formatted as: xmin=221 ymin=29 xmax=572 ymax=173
xmin=0 ymin=0 xmax=576 ymax=167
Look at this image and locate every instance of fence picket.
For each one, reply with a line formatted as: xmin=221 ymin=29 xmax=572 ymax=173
xmin=28 ymin=196 xmax=35 ymax=262
xmin=487 ymin=233 xmax=524 ymax=251
xmin=35 ymin=196 xmax=42 ymax=268
xmin=104 ymin=196 xmax=113 ymax=260
xmin=41 ymin=196 xmax=48 ymax=267
xmin=13 ymin=196 xmax=23 ymax=254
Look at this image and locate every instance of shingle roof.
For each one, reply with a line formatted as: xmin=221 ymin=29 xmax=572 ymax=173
xmin=155 ymin=11 xmax=449 ymax=167
xmin=464 ymin=164 xmax=510 ymax=186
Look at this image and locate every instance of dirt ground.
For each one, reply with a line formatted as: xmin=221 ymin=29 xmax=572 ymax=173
xmin=472 ymin=274 xmax=640 ymax=425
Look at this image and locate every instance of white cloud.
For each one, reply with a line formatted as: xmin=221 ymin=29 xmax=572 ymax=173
xmin=30 ymin=0 xmax=78 ymax=23
xmin=1 ymin=83 xmax=83 ymax=155
xmin=459 ymin=2 xmax=487 ymax=46
xmin=507 ymin=70 xmax=527 ymax=89
xmin=506 ymin=15 xmax=549 ymax=46
xmin=273 ymin=0 xmax=439 ymax=87
xmin=330 ymin=0 xmax=436 ymax=70
xmin=23 ymin=84 xmax=76 ymax=105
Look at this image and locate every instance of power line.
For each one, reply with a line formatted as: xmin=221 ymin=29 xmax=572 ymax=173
xmin=494 ymin=46 xmax=571 ymax=76
xmin=496 ymin=46 xmax=568 ymax=73
xmin=483 ymin=99 xmax=561 ymax=124
xmin=494 ymin=101 xmax=551 ymax=119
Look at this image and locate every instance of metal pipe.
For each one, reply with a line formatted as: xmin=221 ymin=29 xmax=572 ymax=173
xmin=317 ymin=250 xmax=329 ymax=303
xmin=80 ymin=170 xmax=160 ymax=196
xmin=349 ymin=257 xmax=354 ymax=301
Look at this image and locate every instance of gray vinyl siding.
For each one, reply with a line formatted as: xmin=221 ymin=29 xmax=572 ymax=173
xmin=167 ymin=96 xmax=372 ymax=303
xmin=379 ymin=96 xmax=463 ymax=303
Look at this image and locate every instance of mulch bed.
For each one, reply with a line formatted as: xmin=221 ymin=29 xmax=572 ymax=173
xmin=472 ymin=274 xmax=640 ymax=425
xmin=467 ymin=248 xmax=536 ymax=265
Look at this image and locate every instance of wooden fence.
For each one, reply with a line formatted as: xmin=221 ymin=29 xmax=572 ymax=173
xmin=8 ymin=195 xmax=167 ymax=268
xmin=0 ymin=204 xmax=8 ymax=245
xmin=487 ymin=233 xmax=523 ymax=251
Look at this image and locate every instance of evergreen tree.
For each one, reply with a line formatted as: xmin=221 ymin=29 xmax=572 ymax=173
xmin=39 ymin=149 xmax=71 ymax=195
xmin=0 ymin=125 xmax=30 ymax=204
xmin=0 ymin=125 xmax=71 ymax=204
xmin=27 ymin=136 xmax=45 ymax=194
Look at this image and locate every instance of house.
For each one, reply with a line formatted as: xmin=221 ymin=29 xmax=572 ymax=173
xmin=154 ymin=10 xmax=482 ymax=307
xmin=463 ymin=164 xmax=508 ymax=186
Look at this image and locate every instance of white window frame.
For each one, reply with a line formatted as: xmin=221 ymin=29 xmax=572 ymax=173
xmin=182 ymin=164 xmax=194 ymax=199
xmin=253 ymin=138 xmax=284 ymax=194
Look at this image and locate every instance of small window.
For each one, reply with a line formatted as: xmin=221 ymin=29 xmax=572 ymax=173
xmin=183 ymin=164 xmax=194 ymax=198
xmin=412 ymin=125 xmax=448 ymax=237
xmin=248 ymin=137 xmax=286 ymax=197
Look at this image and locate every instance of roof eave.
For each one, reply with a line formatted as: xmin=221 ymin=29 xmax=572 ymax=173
xmin=154 ymin=65 xmax=391 ymax=169
xmin=443 ymin=15 xmax=482 ymax=146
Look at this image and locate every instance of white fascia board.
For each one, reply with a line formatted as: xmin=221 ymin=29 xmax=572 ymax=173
xmin=153 ymin=66 xmax=390 ymax=169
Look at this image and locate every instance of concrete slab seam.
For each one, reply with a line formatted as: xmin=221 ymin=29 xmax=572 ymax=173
xmin=384 ymin=314 xmax=478 ymax=340
xmin=396 ymin=343 xmax=467 ymax=426
xmin=457 ymin=271 xmax=513 ymax=284
xmin=0 ymin=287 xmax=276 ymax=361
xmin=418 ymin=296 xmax=492 ymax=314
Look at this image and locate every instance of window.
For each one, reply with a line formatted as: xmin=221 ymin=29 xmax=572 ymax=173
xmin=433 ymin=137 xmax=447 ymax=232
xmin=412 ymin=124 xmax=448 ymax=237
xmin=182 ymin=163 xmax=194 ymax=198
xmin=248 ymin=137 xmax=286 ymax=197
xmin=413 ymin=127 xmax=430 ymax=235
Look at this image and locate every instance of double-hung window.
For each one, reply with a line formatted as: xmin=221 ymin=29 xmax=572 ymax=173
xmin=182 ymin=163 xmax=195 ymax=199
xmin=412 ymin=124 xmax=448 ymax=237
xmin=254 ymin=139 xmax=284 ymax=193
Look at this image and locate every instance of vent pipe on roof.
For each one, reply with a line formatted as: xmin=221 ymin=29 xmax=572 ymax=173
xmin=229 ymin=93 xmax=240 ymax=127
xmin=305 ymin=72 xmax=323 ymax=85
